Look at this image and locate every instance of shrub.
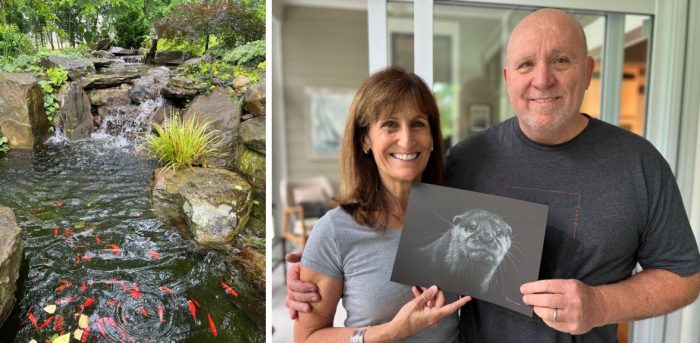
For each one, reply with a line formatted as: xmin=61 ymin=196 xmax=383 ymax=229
xmin=222 ymin=40 xmax=265 ymax=69
xmin=114 ymin=6 xmax=148 ymax=49
xmin=0 ymin=23 xmax=32 ymax=57
xmin=0 ymin=53 xmax=42 ymax=72
xmin=142 ymin=115 xmax=220 ymax=170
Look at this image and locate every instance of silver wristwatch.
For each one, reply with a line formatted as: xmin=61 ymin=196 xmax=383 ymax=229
xmin=350 ymin=328 xmax=367 ymax=343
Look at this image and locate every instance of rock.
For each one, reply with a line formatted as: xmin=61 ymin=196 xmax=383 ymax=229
xmin=244 ymin=82 xmax=265 ymax=117
xmin=154 ymin=51 xmax=188 ymax=65
xmin=239 ymin=116 xmax=265 ymax=154
xmin=161 ymin=77 xmax=207 ymax=103
xmin=0 ymin=73 xmax=50 ymax=148
xmin=230 ymin=247 xmax=265 ymax=289
xmin=235 ymin=147 xmax=265 ymax=188
xmin=0 ymin=207 xmax=23 ymax=327
xmin=89 ymin=88 xmax=131 ymax=106
xmin=78 ymin=72 xmax=140 ymax=90
xmin=91 ymin=50 xmax=116 ymax=59
xmin=95 ymin=38 xmax=112 ymax=51
xmin=182 ymin=58 xmax=201 ymax=67
xmin=129 ymin=66 xmax=170 ymax=104
xmin=109 ymin=47 xmax=138 ymax=56
xmin=90 ymin=58 xmax=116 ymax=68
xmin=152 ymin=102 xmax=181 ymax=126
xmin=123 ymin=55 xmax=143 ymax=64
xmin=151 ymin=168 xmax=253 ymax=245
xmin=183 ymin=88 xmax=242 ymax=169
xmin=40 ymin=56 xmax=96 ymax=81
xmin=55 ymin=81 xmax=93 ymax=140
xmin=233 ymin=75 xmax=252 ymax=91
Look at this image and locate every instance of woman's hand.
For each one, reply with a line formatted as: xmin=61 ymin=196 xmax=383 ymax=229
xmin=381 ymin=285 xmax=472 ymax=341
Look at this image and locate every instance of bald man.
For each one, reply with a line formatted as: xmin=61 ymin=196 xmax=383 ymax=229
xmin=286 ymin=9 xmax=700 ymax=342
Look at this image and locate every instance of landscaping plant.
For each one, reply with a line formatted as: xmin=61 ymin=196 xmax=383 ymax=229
xmin=0 ymin=136 xmax=9 ymax=154
xmin=142 ymin=115 xmax=220 ymax=171
xmin=38 ymin=67 xmax=69 ymax=131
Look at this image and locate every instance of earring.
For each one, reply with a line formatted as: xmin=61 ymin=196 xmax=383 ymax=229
xmin=363 ymin=148 xmax=369 ymax=154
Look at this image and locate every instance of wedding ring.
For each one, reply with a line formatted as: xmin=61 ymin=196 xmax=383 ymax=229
xmin=421 ymin=293 xmax=428 ymax=303
xmin=552 ymin=308 xmax=558 ymax=322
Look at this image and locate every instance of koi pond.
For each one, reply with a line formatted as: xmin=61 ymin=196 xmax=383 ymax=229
xmin=0 ymin=138 xmax=264 ymax=342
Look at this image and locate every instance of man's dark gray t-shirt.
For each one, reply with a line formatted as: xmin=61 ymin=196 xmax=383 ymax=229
xmin=446 ymin=115 xmax=700 ymax=343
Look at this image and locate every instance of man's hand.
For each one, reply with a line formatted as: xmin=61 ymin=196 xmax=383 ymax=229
xmin=285 ymin=253 xmax=322 ymax=319
xmin=521 ymin=279 xmax=606 ymax=335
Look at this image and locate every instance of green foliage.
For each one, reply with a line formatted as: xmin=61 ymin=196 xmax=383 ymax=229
xmin=0 ymin=23 xmax=33 ymax=57
xmin=0 ymin=54 xmax=43 ymax=72
xmin=155 ymin=37 xmax=221 ymax=57
xmin=142 ymin=115 xmax=220 ymax=171
xmin=38 ymin=67 xmax=69 ymax=129
xmin=221 ymin=40 xmax=265 ymax=69
xmin=175 ymin=58 xmax=264 ymax=92
xmin=114 ymin=5 xmax=149 ymax=49
xmin=0 ymin=136 xmax=9 ymax=154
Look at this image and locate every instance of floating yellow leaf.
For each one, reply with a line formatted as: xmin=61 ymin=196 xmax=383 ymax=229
xmin=79 ymin=314 xmax=89 ymax=329
xmin=73 ymin=329 xmax=84 ymax=340
xmin=53 ymin=333 xmax=70 ymax=343
xmin=43 ymin=304 xmax=56 ymax=314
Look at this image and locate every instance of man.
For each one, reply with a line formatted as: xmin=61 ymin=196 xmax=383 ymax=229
xmin=285 ymin=8 xmax=700 ymax=342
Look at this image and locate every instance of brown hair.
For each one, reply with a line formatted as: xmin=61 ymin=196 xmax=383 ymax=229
xmin=336 ymin=66 xmax=444 ymax=231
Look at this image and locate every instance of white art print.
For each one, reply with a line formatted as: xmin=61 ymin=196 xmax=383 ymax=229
xmin=391 ymin=183 xmax=548 ymax=316
xmin=307 ymin=88 xmax=354 ymax=158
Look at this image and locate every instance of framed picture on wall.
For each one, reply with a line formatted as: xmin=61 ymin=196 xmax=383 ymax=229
xmin=469 ymin=103 xmax=492 ymax=132
xmin=307 ymin=88 xmax=355 ymax=159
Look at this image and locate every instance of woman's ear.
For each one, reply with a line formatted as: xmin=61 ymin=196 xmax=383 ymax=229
xmin=362 ymin=135 xmax=371 ymax=154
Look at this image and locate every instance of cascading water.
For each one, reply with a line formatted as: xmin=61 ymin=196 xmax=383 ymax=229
xmin=0 ymin=78 xmax=264 ymax=341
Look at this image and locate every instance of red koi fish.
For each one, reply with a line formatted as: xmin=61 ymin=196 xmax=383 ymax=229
xmin=27 ymin=311 xmax=39 ymax=331
xmin=105 ymin=244 xmax=120 ymax=255
xmin=159 ymin=286 xmax=176 ymax=294
xmin=191 ymin=298 xmax=201 ymax=308
xmin=39 ymin=315 xmax=53 ymax=329
xmin=147 ymin=249 xmax=161 ymax=260
xmin=81 ymin=326 xmax=90 ymax=343
xmin=207 ymin=313 xmax=217 ymax=337
xmin=96 ymin=317 xmax=106 ymax=337
xmin=187 ymin=300 xmax=197 ymax=320
xmin=128 ymin=283 xmax=142 ymax=298
xmin=81 ymin=298 xmax=95 ymax=310
xmin=157 ymin=306 xmax=164 ymax=323
xmin=95 ymin=235 xmax=101 ymax=244
xmin=53 ymin=314 xmax=63 ymax=331
xmin=80 ymin=280 xmax=87 ymax=292
xmin=220 ymin=280 xmax=239 ymax=298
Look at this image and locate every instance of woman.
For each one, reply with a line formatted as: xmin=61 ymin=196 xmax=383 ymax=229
xmin=294 ymin=67 xmax=470 ymax=343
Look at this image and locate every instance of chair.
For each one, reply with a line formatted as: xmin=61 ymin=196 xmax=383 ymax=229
xmin=277 ymin=176 xmax=335 ymax=277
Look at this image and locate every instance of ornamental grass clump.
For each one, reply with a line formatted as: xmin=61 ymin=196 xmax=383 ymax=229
xmin=142 ymin=115 xmax=220 ymax=171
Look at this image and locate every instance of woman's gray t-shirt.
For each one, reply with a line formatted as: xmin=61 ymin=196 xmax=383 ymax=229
xmin=301 ymin=207 xmax=460 ymax=343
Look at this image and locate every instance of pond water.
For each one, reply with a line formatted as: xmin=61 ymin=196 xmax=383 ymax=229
xmin=0 ymin=137 xmax=264 ymax=342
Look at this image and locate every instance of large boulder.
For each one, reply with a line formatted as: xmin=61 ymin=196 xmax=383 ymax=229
xmin=232 ymin=75 xmax=253 ymax=92
xmin=235 ymin=147 xmax=265 ymax=188
xmin=0 ymin=73 xmax=50 ymax=148
xmin=78 ymin=72 xmax=140 ymax=90
xmin=88 ymin=88 xmax=131 ymax=106
xmin=183 ymin=88 xmax=242 ymax=169
xmin=244 ymin=82 xmax=265 ymax=117
xmin=95 ymin=38 xmax=112 ymax=51
xmin=239 ymin=116 xmax=265 ymax=154
xmin=40 ymin=56 xmax=95 ymax=81
xmin=151 ymin=167 xmax=253 ymax=245
xmin=160 ymin=77 xmax=207 ymax=103
xmin=91 ymin=50 xmax=116 ymax=59
xmin=154 ymin=51 xmax=188 ymax=65
xmin=55 ymin=81 xmax=93 ymax=140
xmin=109 ymin=47 xmax=138 ymax=56
xmin=0 ymin=207 xmax=22 ymax=327
xmin=129 ymin=66 xmax=170 ymax=104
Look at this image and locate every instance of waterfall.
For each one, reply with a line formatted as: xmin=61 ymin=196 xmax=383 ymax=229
xmin=91 ymin=97 xmax=163 ymax=148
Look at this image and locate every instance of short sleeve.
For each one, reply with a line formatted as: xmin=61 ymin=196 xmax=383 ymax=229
xmin=637 ymin=163 xmax=700 ymax=276
xmin=301 ymin=212 xmax=344 ymax=280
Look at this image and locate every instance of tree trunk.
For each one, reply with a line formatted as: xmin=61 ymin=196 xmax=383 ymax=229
xmin=205 ymin=34 xmax=209 ymax=51
xmin=145 ymin=38 xmax=158 ymax=64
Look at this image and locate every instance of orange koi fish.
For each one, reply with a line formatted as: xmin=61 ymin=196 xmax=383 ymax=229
xmin=139 ymin=306 xmax=149 ymax=317
xmin=207 ymin=313 xmax=217 ymax=337
xmin=27 ymin=311 xmax=39 ymax=331
xmin=187 ymin=300 xmax=197 ymax=320
xmin=147 ymin=249 xmax=161 ymax=260
xmin=81 ymin=298 xmax=95 ymax=310
xmin=39 ymin=315 xmax=53 ymax=329
xmin=53 ymin=314 xmax=63 ymax=331
xmin=53 ymin=228 xmax=59 ymax=237
xmin=157 ymin=306 xmax=164 ymax=323
xmin=105 ymin=244 xmax=120 ymax=255
xmin=220 ymin=280 xmax=239 ymax=297
xmin=159 ymin=286 xmax=176 ymax=294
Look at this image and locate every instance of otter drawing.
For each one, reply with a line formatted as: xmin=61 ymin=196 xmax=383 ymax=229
xmin=420 ymin=209 xmax=513 ymax=292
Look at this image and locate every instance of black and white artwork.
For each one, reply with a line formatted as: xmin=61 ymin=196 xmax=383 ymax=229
xmin=308 ymin=88 xmax=354 ymax=158
xmin=391 ymin=183 xmax=548 ymax=316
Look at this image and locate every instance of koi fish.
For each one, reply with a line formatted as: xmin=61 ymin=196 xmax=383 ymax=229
xmin=191 ymin=298 xmax=201 ymax=308
xmin=96 ymin=317 xmax=106 ymax=338
xmin=75 ymin=255 xmax=81 ymax=265
xmin=159 ymin=286 xmax=176 ymax=294
xmin=53 ymin=314 xmax=63 ymax=331
xmin=95 ymin=235 xmax=101 ymax=244
xmin=55 ymin=284 xmax=69 ymax=292
xmin=220 ymin=280 xmax=239 ymax=297
xmin=128 ymin=283 xmax=142 ymax=298
xmin=187 ymin=300 xmax=197 ymax=320
xmin=107 ymin=299 xmax=121 ymax=307
xmin=39 ymin=315 xmax=54 ymax=329
xmin=81 ymin=298 xmax=95 ymax=310
xmin=27 ymin=311 xmax=39 ymax=331
xmin=80 ymin=280 xmax=87 ymax=292
xmin=207 ymin=313 xmax=217 ymax=337
xmin=157 ymin=306 xmax=164 ymax=323
xmin=59 ymin=279 xmax=73 ymax=287
xmin=147 ymin=249 xmax=161 ymax=260
xmin=81 ymin=255 xmax=92 ymax=262
xmin=54 ymin=228 xmax=59 ymax=237
xmin=104 ymin=317 xmax=118 ymax=328
xmin=63 ymin=229 xmax=74 ymax=235
xmin=52 ymin=200 xmax=64 ymax=207
xmin=81 ymin=326 xmax=90 ymax=343
xmin=139 ymin=306 xmax=149 ymax=317
xmin=105 ymin=244 xmax=120 ymax=255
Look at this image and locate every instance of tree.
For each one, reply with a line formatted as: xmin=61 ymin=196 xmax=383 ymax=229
xmin=113 ymin=5 xmax=149 ymax=49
